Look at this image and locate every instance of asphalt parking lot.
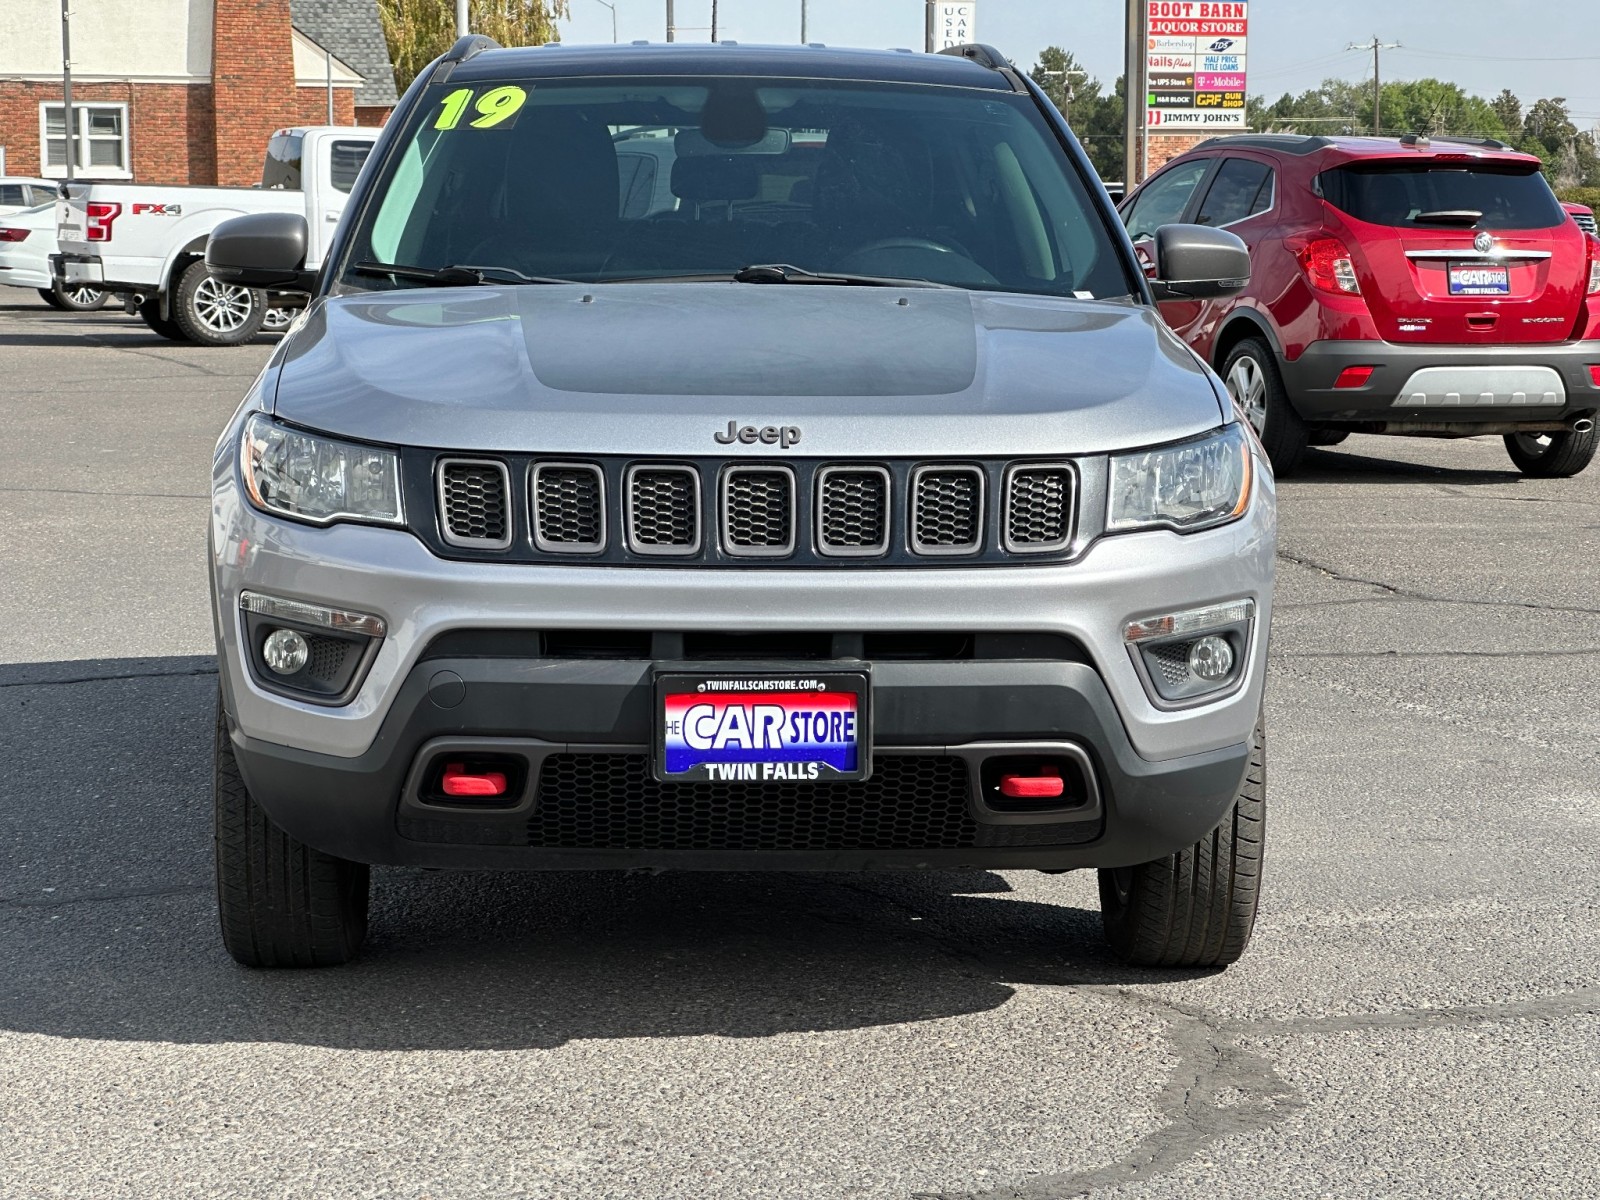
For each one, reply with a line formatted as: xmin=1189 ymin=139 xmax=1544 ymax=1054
xmin=2 ymin=290 xmax=1597 ymax=1199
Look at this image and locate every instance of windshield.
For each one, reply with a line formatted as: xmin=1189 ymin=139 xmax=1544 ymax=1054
xmin=1318 ymin=161 xmax=1565 ymax=231
xmin=338 ymin=74 xmax=1131 ymax=298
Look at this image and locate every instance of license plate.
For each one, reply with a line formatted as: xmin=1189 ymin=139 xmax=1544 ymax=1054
xmin=654 ymin=671 xmax=870 ymax=782
xmin=1449 ymin=262 xmax=1510 ymax=295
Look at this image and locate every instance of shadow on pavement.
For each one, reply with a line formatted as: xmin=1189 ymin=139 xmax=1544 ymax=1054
xmin=1286 ymin=443 xmax=1524 ymax=486
xmin=0 ymin=658 xmax=1198 ymax=1052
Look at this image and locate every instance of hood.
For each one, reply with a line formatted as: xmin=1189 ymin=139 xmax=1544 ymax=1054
xmin=272 ymin=284 xmax=1225 ymax=456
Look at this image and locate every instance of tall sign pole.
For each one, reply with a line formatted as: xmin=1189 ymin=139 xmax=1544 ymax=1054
xmin=1122 ymin=0 xmax=1144 ymax=188
xmin=61 ymin=0 xmax=75 ymax=180
xmin=666 ymin=0 xmax=675 ymax=41
xmin=456 ymin=0 xmax=468 ymax=37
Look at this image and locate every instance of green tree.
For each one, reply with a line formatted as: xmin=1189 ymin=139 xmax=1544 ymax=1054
xmin=379 ymin=0 xmax=569 ymax=93
xmin=1491 ymin=88 xmax=1523 ymax=143
xmin=1028 ymin=46 xmax=1125 ymax=184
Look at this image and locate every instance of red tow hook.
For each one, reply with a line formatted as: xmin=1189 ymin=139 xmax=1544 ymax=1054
xmin=998 ymin=766 xmax=1065 ymax=800
xmin=440 ymin=762 xmax=508 ymax=798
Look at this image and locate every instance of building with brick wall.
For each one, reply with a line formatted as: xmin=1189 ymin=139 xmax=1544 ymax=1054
xmin=0 ymin=0 xmax=397 ymax=187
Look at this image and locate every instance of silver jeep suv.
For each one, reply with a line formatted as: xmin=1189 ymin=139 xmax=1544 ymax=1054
xmin=205 ymin=40 xmax=1274 ymax=969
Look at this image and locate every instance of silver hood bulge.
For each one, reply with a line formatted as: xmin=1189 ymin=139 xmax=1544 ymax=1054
xmin=272 ymin=284 xmax=1227 ymax=456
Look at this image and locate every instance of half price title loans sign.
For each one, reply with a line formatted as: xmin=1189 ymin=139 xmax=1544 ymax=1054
xmin=1146 ymin=1 xmax=1248 ymax=131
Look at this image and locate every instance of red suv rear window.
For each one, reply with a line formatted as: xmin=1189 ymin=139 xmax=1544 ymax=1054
xmin=1317 ymin=161 xmax=1565 ymax=231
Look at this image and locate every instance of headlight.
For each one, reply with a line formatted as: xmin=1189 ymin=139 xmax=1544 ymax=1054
xmin=1107 ymin=422 xmax=1252 ymax=534
xmin=240 ymin=413 xmax=403 ymax=526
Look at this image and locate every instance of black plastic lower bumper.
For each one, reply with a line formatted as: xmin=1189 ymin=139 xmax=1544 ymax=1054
xmin=228 ymin=655 xmax=1252 ymax=873
xmin=1281 ymin=338 xmax=1600 ymax=422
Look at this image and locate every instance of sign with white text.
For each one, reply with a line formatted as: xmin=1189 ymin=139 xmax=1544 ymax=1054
xmin=927 ymin=2 xmax=977 ymax=52
xmin=1146 ymin=2 xmax=1249 ymax=130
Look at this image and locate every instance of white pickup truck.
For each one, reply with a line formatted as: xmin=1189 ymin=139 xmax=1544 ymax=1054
xmin=52 ymin=126 xmax=377 ymax=345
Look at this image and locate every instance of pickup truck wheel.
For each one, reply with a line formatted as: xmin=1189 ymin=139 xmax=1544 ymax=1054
xmin=1503 ymin=429 xmax=1598 ymax=478
xmin=38 ymin=283 xmax=108 ymax=311
xmin=173 ymin=259 xmax=266 ymax=346
xmin=214 ymin=695 xmax=369 ymax=968
xmin=136 ymin=297 xmax=187 ymax=342
xmin=1098 ymin=722 xmax=1265 ymax=969
xmin=1222 ymin=339 xmax=1308 ymax=475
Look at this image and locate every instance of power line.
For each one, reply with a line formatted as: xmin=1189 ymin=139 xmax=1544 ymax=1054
xmin=1347 ymin=36 xmax=1401 ymax=136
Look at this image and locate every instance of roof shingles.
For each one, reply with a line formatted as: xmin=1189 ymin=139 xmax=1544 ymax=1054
xmin=289 ymin=0 xmax=400 ymax=108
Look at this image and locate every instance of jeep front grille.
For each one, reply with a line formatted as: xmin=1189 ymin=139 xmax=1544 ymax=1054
xmin=532 ymin=463 xmax=605 ymax=552
xmin=722 ymin=466 xmax=795 ymax=556
xmin=911 ymin=466 xmax=983 ymax=555
xmin=437 ymin=459 xmax=511 ymax=549
xmin=626 ymin=465 xmax=700 ymax=555
xmin=422 ymin=456 xmax=1080 ymax=565
xmin=1004 ymin=465 xmax=1075 ymax=553
xmin=817 ymin=466 xmax=890 ymax=556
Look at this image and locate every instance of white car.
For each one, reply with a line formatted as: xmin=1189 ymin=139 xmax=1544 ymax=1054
xmin=0 ymin=177 xmax=56 ymax=217
xmin=0 ymin=202 xmax=106 ymax=310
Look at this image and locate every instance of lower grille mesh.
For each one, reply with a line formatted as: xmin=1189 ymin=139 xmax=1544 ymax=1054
xmin=529 ymin=754 xmax=979 ymax=850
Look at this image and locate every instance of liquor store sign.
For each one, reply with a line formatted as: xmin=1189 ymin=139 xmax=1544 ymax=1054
xmin=1146 ymin=1 xmax=1248 ymax=130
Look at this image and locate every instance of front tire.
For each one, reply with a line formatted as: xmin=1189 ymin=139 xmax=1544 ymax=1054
xmin=38 ymin=283 xmax=108 ymax=311
xmin=1099 ymin=723 xmax=1265 ymax=969
xmin=1503 ymin=429 xmax=1597 ymax=479
xmin=215 ymin=696 xmax=369 ymax=968
xmin=1222 ymin=338 xmax=1309 ymax=475
xmin=172 ymin=259 xmax=265 ymax=346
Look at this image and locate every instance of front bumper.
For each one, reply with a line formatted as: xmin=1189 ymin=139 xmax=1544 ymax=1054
xmin=212 ymin=428 xmax=1275 ymax=872
xmin=1282 ymin=338 xmax=1600 ymax=422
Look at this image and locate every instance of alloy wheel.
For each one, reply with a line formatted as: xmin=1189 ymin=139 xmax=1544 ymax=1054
xmin=262 ymin=306 xmax=295 ymax=331
xmin=192 ymin=277 xmax=255 ymax=334
xmin=1226 ymin=354 xmax=1268 ymax=434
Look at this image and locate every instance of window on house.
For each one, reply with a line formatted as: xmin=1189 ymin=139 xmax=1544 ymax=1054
xmin=39 ymin=103 xmax=130 ymax=176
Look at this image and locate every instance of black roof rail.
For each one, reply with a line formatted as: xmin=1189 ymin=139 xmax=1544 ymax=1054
xmin=443 ymin=34 xmax=501 ymax=64
xmin=937 ymin=43 xmax=1009 ymax=71
xmin=937 ymin=43 xmax=1027 ymax=92
xmin=1194 ymin=133 xmax=1332 ymax=155
xmin=1428 ymin=134 xmax=1511 ymax=151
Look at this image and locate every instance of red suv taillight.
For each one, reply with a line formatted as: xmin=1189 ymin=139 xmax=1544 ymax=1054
xmin=0 ymin=228 xmax=29 ymax=242
xmin=1586 ymin=235 xmax=1600 ymax=296
xmin=85 ymin=201 xmax=121 ymax=242
xmin=1297 ymin=236 xmax=1362 ymax=296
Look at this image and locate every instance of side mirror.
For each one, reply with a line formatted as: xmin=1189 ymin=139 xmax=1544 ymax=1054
xmin=206 ymin=212 xmax=315 ymax=291
xmin=1149 ymin=224 xmax=1250 ymax=300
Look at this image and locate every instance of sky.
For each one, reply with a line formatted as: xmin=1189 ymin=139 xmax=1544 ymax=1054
xmin=554 ymin=0 xmax=1600 ymax=126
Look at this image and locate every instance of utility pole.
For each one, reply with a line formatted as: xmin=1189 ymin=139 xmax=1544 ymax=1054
xmin=1347 ymin=36 xmax=1400 ymax=136
xmin=1122 ymin=0 xmax=1147 ymax=188
xmin=800 ymin=0 xmax=807 ymax=43
xmin=710 ymin=0 xmax=718 ymax=41
xmin=60 ymin=0 xmax=75 ymax=180
xmin=666 ymin=0 xmax=675 ymax=41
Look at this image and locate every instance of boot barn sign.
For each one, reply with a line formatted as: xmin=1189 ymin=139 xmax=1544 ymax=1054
xmin=1146 ymin=1 xmax=1248 ymax=130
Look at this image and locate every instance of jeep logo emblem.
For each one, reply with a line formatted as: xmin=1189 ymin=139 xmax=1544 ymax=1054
xmin=714 ymin=420 xmax=802 ymax=449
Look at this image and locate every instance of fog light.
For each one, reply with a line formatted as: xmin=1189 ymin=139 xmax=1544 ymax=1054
xmin=1188 ymin=635 xmax=1235 ymax=680
xmin=262 ymin=628 xmax=309 ymax=675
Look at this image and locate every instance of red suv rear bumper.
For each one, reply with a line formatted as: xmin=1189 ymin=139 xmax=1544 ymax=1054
xmin=1281 ymin=339 xmax=1600 ymax=423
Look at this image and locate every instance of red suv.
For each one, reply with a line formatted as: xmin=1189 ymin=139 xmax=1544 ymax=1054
xmin=1120 ymin=134 xmax=1600 ymax=476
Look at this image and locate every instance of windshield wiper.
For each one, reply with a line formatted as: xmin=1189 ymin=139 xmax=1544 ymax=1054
xmin=350 ymin=261 xmax=577 ymax=286
xmin=732 ymin=263 xmax=951 ymax=288
xmin=1412 ymin=210 xmax=1485 ymax=226
xmin=601 ymin=264 xmax=951 ymax=288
